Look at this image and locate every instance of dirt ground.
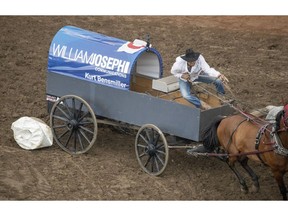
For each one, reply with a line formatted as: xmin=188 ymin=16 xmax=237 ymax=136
xmin=1 ymin=16 xmax=288 ymax=201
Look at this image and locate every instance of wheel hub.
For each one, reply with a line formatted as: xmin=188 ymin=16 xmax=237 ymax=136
xmin=67 ymin=119 xmax=79 ymax=130
xmin=146 ymin=143 xmax=156 ymax=156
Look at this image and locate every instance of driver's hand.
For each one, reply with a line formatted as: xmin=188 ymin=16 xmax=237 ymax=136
xmin=218 ymin=74 xmax=229 ymax=83
xmin=181 ymin=72 xmax=190 ymax=81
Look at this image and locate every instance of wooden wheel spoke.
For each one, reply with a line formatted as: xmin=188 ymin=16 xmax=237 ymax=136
xmin=79 ymin=128 xmax=92 ymax=143
xmin=76 ymin=131 xmax=85 ymax=150
xmin=52 ymin=114 xmax=69 ymax=122
xmin=78 ymin=111 xmax=90 ymax=122
xmin=145 ymin=129 xmax=153 ymax=143
xmin=79 ymin=125 xmax=94 ymax=135
xmin=63 ymin=99 xmax=73 ymax=118
xmin=139 ymin=133 xmax=149 ymax=145
xmin=78 ymin=120 xmax=93 ymax=126
xmin=139 ymin=152 xmax=147 ymax=158
xmin=52 ymin=123 xmax=67 ymax=129
xmin=155 ymin=153 xmax=165 ymax=166
xmin=76 ymin=102 xmax=84 ymax=120
xmin=144 ymin=155 xmax=152 ymax=168
xmin=64 ymin=130 xmax=74 ymax=147
xmin=156 ymin=142 xmax=164 ymax=149
xmin=137 ymin=143 xmax=147 ymax=149
xmin=151 ymin=155 xmax=156 ymax=172
xmin=72 ymin=98 xmax=76 ymax=119
xmin=73 ymin=129 xmax=77 ymax=152
xmin=156 ymin=149 xmax=166 ymax=155
xmin=57 ymin=128 xmax=70 ymax=140
xmin=55 ymin=106 xmax=71 ymax=121
xmin=154 ymin=156 xmax=160 ymax=172
xmin=154 ymin=133 xmax=160 ymax=145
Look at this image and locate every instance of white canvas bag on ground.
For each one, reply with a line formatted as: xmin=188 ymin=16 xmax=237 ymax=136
xmin=11 ymin=116 xmax=53 ymax=150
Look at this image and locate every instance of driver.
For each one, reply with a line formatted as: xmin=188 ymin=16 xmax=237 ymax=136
xmin=171 ymin=48 xmax=229 ymax=109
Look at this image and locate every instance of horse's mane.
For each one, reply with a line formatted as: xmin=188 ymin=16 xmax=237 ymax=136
xmin=275 ymin=109 xmax=284 ymax=131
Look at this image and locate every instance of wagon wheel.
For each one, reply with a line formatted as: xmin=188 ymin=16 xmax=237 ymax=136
xmin=50 ymin=95 xmax=97 ymax=155
xmin=135 ymin=124 xmax=169 ymax=176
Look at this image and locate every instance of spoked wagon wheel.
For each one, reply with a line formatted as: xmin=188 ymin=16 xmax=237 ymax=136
xmin=135 ymin=124 xmax=169 ymax=176
xmin=50 ymin=95 xmax=97 ymax=155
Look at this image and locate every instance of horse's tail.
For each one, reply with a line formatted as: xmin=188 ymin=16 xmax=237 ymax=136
xmin=202 ymin=115 xmax=225 ymax=152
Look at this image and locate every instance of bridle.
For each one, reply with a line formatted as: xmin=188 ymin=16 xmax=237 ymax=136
xmin=282 ymin=104 xmax=288 ymax=130
xmin=249 ymin=107 xmax=288 ymax=163
xmin=271 ymin=106 xmax=288 ymax=156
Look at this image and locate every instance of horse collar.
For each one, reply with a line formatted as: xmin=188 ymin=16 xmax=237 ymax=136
xmin=273 ymin=133 xmax=288 ymax=156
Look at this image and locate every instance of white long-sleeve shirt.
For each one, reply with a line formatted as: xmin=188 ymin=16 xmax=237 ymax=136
xmin=171 ymin=54 xmax=220 ymax=81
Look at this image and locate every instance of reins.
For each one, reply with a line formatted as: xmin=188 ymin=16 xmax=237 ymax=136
xmin=194 ymin=148 xmax=275 ymax=158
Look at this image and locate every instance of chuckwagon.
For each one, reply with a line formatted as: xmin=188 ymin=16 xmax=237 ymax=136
xmin=46 ymin=26 xmax=235 ymax=176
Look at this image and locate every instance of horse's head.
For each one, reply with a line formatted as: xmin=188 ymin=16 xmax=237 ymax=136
xmin=275 ymin=104 xmax=288 ymax=132
xmin=283 ymin=104 xmax=288 ymax=128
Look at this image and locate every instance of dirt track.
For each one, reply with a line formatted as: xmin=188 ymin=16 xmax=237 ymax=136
xmin=0 ymin=16 xmax=288 ymax=200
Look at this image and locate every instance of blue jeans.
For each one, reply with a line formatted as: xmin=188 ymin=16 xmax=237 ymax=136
xmin=179 ymin=75 xmax=225 ymax=108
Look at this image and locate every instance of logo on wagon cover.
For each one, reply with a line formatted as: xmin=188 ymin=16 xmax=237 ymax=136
xmin=51 ymin=43 xmax=131 ymax=74
xmin=117 ymin=39 xmax=147 ymax=54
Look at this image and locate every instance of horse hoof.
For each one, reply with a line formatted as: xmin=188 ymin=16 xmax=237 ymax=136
xmin=240 ymin=187 xmax=249 ymax=194
xmin=250 ymin=185 xmax=259 ymax=193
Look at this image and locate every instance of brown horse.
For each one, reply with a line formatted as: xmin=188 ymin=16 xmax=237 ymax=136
xmin=202 ymin=104 xmax=288 ymax=200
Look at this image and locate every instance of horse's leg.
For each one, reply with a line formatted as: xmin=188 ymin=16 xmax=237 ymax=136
xmin=238 ymin=157 xmax=259 ymax=193
xmin=272 ymin=170 xmax=287 ymax=200
xmin=226 ymin=161 xmax=249 ymax=193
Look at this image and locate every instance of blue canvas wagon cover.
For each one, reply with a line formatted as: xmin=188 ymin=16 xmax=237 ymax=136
xmin=47 ymin=26 xmax=163 ymax=90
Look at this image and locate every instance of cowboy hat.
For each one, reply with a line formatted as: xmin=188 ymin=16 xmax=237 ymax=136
xmin=181 ymin=48 xmax=200 ymax=61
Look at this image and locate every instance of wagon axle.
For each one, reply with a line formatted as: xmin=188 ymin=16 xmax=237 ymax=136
xmin=67 ymin=119 xmax=79 ymax=130
xmin=146 ymin=143 xmax=157 ymax=156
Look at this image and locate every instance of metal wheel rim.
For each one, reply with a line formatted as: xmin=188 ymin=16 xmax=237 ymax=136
xmin=50 ymin=95 xmax=97 ymax=155
xmin=135 ymin=124 xmax=169 ymax=176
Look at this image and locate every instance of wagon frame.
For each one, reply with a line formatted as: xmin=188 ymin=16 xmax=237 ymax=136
xmin=47 ymin=26 xmax=235 ymax=176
